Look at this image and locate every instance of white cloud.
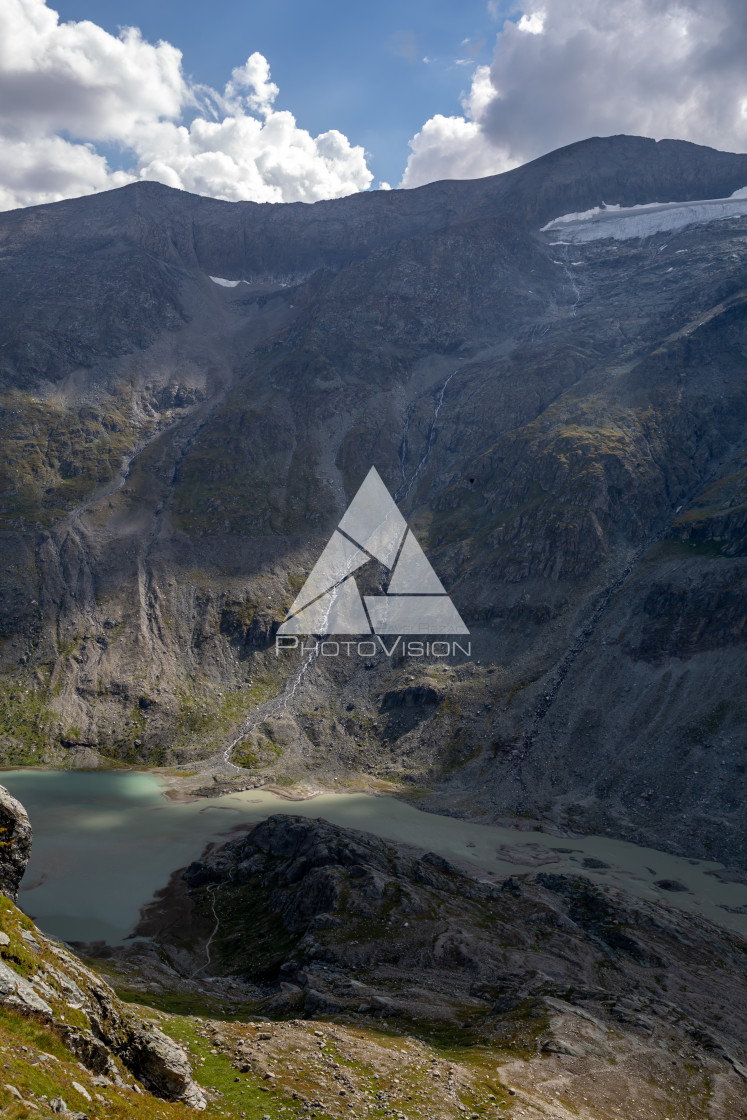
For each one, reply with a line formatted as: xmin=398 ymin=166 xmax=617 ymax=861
xmin=402 ymin=114 xmax=514 ymax=186
xmin=0 ymin=0 xmax=186 ymax=144
xmin=401 ymin=0 xmax=747 ymax=188
xmin=0 ymin=0 xmax=372 ymax=211
xmin=0 ymin=133 xmax=133 ymax=211
xmin=517 ymin=12 xmax=545 ymax=35
xmin=224 ymin=53 xmax=279 ymax=116
xmin=131 ymin=103 xmax=372 ymax=205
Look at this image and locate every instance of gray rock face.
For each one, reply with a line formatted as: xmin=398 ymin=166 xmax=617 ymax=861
xmin=0 ymin=930 xmax=208 ymax=1109
xmin=0 ymin=958 xmax=52 ymax=1016
xmin=0 ymin=784 xmax=32 ymax=901
xmin=48 ymin=949 xmax=208 ymax=1109
xmin=123 ymin=1021 xmax=207 ymax=1109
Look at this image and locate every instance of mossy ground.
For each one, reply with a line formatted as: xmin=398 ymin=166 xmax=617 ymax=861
xmin=155 ymin=1012 xmax=529 ymax=1120
xmin=173 ymin=679 xmax=276 ymax=754
xmin=0 ymin=385 xmax=150 ymax=529
xmin=0 ymin=677 xmax=59 ymax=764
xmin=0 ymin=652 xmax=290 ymax=767
xmin=0 ymin=983 xmax=529 ymax=1120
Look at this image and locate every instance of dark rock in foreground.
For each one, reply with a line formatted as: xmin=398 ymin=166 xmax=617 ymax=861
xmin=0 ymin=784 xmax=32 ymax=902
xmin=138 ymin=813 xmax=747 ymax=1098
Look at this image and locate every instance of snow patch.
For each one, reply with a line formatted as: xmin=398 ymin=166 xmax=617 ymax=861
xmin=209 ymin=276 xmax=248 ymax=288
xmin=542 ymin=191 xmax=747 ymax=242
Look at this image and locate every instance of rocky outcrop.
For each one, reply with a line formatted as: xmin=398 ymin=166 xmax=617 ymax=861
xmin=140 ymin=814 xmax=747 ymax=1094
xmin=0 ymin=786 xmax=206 ymax=1109
xmin=51 ymin=957 xmax=207 ymax=1107
xmin=122 ymin=1021 xmax=206 ymax=1108
xmin=0 ymin=784 xmax=32 ymax=902
xmin=0 ymin=957 xmax=52 ymax=1016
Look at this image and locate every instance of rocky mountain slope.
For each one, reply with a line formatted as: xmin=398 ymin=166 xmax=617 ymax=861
xmin=0 ymin=783 xmax=207 ymax=1114
xmin=1 ymin=134 xmax=746 ymax=865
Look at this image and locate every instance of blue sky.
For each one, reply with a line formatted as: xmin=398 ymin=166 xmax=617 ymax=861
xmin=51 ymin=0 xmax=502 ymax=188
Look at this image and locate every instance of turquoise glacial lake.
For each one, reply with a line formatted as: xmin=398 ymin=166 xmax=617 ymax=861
xmin=2 ymin=769 xmax=745 ymax=944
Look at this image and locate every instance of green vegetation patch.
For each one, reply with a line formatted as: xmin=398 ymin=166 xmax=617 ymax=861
xmin=0 ymin=385 xmax=148 ymax=527
xmin=0 ymin=678 xmax=57 ymax=762
xmin=161 ymin=1015 xmax=292 ymax=1119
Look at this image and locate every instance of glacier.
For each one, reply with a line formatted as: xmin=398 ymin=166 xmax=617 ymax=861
xmin=542 ymin=188 xmax=747 ymax=242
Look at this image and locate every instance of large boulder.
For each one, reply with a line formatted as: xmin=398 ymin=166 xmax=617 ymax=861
xmin=0 ymin=784 xmax=32 ymax=902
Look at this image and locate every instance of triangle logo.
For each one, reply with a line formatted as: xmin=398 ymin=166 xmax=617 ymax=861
xmin=278 ymin=467 xmax=468 ymax=635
